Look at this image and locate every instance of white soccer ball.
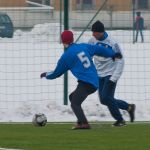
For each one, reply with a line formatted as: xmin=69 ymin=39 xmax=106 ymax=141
xmin=32 ymin=113 xmax=47 ymax=127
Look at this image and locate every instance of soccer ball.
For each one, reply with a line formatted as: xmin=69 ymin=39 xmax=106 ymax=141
xmin=32 ymin=113 xmax=47 ymax=127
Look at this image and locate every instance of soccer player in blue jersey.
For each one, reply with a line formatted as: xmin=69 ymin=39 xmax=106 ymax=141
xmin=88 ymin=20 xmax=136 ymax=127
xmin=40 ymin=30 xmax=122 ymax=129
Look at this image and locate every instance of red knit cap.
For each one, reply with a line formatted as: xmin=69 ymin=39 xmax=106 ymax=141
xmin=61 ymin=30 xmax=74 ymax=44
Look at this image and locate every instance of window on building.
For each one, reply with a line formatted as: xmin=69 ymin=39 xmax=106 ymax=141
xmin=28 ymin=0 xmax=51 ymax=6
xmin=76 ymin=0 xmax=95 ymax=10
xmin=137 ymin=0 xmax=148 ymax=9
xmin=45 ymin=0 xmax=50 ymax=5
xmin=29 ymin=0 xmax=50 ymax=5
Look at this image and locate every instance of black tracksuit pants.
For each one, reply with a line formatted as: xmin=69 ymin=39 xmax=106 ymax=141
xmin=69 ymin=81 xmax=97 ymax=124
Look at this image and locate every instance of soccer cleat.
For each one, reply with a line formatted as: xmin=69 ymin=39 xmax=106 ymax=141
xmin=72 ymin=123 xmax=91 ymax=130
xmin=112 ymin=120 xmax=126 ymax=127
xmin=128 ymin=104 xmax=136 ymax=122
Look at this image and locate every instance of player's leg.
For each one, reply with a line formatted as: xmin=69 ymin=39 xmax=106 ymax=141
xmin=69 ymin=81 xmax=96 ymax=129
xmin=135 ymin=30 xmax=139 ymax=42
xmin=99 ymin=76 xmax=126 ymax=126
xmin=112 ymin=81 xmax=129 ymax=110
xmin=140 ymin=29 xmax=144 ymax=42
xmin=114 ymin=98 xmax=136 ymax=122
xmin=69 ymin=83 xmax=89 ymax=125
xmin=99 ymin=76 xmax=135 ymax=122
xmin=109 ymin=80 xmax=136 ymax=122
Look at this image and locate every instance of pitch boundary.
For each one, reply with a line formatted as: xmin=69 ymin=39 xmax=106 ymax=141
xmin=0 ymin=148 xmax=23 ymax=150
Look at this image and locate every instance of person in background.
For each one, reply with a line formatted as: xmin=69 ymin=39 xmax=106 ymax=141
xmin=135 ymin=11 xmax=144 ymax=43
xmin=88 ymin=20 xmax=136 ymax=127
xmin=40 ymin=30 xmax=122 ymax=130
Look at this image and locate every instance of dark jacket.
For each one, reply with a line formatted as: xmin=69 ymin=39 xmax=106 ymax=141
xmin=135 ymin=16 xmax=144 ymax=30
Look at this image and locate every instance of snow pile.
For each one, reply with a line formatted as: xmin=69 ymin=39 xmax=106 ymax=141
xmin=0 ymin=23 xmax=150 ymax=122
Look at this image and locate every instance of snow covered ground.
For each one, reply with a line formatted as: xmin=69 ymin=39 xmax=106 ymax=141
xmin=0 ymin=23 xmax=150 ymax=122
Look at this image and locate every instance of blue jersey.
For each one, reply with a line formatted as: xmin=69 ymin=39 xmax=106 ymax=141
xmin=46 ymin=43 xmax=115 ymax=89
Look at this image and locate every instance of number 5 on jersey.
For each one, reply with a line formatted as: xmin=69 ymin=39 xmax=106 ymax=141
xmin=77 ymin=51 xmax=91 ymax=68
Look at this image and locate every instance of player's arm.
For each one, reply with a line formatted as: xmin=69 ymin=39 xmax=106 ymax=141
xmin=110 ymin=43 xmax=124 ymax=82
xmin=40 ymin=56 xmax=69 ymax=79
xmin=110 ymin=59 xmax=124 ymax=82
xmin=86 ymin=44 xmax=122 ymax=59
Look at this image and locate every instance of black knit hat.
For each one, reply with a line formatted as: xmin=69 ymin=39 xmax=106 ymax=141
xmin=91 ymin=20 xmax=105 ymax=33
xmin=136 ymin=11 xmax=141 ymax=16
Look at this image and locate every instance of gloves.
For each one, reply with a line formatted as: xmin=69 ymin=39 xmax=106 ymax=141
xmin=112 ymin=52 xmax=122 ymax=61
xmin=40 ymin=72 xmax=47 ymax=78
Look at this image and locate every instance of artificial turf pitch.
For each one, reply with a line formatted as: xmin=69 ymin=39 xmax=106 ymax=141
xmin=0 ymin=122 xmax=150 ymax=150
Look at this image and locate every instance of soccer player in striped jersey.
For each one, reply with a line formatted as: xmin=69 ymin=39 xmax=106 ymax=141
xmin=88 ymin=21 xmax=136 ymax=127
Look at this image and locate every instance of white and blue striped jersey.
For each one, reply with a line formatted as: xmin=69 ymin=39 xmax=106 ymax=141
xmin=88 ymin=32 xmax=124 ymax=82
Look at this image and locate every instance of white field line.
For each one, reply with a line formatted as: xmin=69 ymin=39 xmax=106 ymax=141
xmin=0 ymin=148 xmax=23 ymax=150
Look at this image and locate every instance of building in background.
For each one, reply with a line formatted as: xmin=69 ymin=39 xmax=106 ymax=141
xmin=0 ymin=0 xmax=26 ymax=7
xmin=0 ymin=0 xmax=150 ymax=29
xmin=28 ymin=0 xmax=150 ymax=29
xmin=29 ymin=0 xmax=150 ymax=11
xmin=1 ymin=0 xmax=149 ymax=11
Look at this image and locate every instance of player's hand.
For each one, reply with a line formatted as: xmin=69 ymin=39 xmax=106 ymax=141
xmin=112 ymin=52 xmax=122 ymax=61
xmin=40 ymin=72 xmax=47 ymax=78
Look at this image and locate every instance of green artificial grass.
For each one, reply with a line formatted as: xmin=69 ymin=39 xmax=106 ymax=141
xmin=0 ymin=122 xmax=150 ymax=150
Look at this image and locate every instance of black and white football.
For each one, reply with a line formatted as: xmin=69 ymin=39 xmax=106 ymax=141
xmin=32 ymin=113 xmax=47 ymax=127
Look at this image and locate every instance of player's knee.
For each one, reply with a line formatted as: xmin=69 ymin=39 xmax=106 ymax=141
xmin=70 ymin=96 xmax=81 ymax=108
xmin=69 ymin=93 xmax=73 ymax=102
xmin=71 ymin=101 xmax=80 ymax=111
xmin=101 ymin=94 xmax=111 ymax=106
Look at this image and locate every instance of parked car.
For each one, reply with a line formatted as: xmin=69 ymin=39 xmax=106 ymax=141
xmin=0 ymin=13 xmax=14 ymax=38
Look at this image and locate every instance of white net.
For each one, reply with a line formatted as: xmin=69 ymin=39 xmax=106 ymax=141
xmin=1 ymin=1 xmax=150 ymax=122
